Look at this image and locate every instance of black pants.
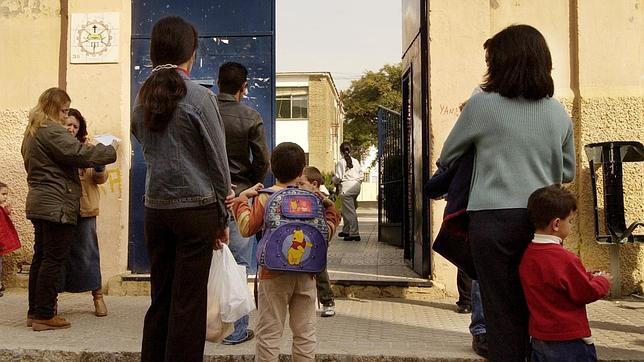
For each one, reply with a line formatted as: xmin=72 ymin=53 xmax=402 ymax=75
xmin=140 ymin=205 xmax=223 ymax=362
xmin=456 ymin=269 xmax=472 ymax=308
xmin=28 ymin=220 xmax=75 ymax=319
xmin=469 ymin=209 xmax=533 ymax=362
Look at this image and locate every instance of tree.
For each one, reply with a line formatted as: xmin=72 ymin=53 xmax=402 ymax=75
xmin=341 ymin=63 xmax=402 ymax=161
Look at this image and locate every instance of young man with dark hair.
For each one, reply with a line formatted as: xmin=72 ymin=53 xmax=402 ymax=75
xmin=520 ymin=185 xmax=612 ymax=362
xmin=232 ymin=142 xmax=341 ymax=361
xmin=217 ymin=61 xmax=270 ymax=345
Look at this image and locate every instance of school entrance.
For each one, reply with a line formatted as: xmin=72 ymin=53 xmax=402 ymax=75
xmin=127 ymin=0 xmax=431 ymax=282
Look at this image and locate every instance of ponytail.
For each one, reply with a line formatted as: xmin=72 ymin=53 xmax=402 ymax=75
xmin=139 ymin=69 xmax=187 ymax=131
xmin=340 ymin=142 xmax=353 ymax=169
xmin=140 ymin=16 xmax=198 ymax=132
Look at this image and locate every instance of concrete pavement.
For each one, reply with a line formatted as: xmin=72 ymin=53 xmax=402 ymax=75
xmin=1 ymin=289 xmax=643 ymax=361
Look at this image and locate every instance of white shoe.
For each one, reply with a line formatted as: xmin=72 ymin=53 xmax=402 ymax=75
xmin=321 ymin=305 xmax=335 ymax=317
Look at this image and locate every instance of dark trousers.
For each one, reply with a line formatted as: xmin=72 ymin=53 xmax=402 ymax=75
xmin=456 ymin=269 xmax=472 ymax=307
xmin=316 ymin=268 xmax=334 ymax=306
xmin=531 ymin=339 xmax=597 ymax=362
xmin=140 ymin=205 xmax=222 ymax=362
xmin=28 ymin=220 xmax=75 ymax=319
xmin=469 ymin=209 xmax=533 ymax=362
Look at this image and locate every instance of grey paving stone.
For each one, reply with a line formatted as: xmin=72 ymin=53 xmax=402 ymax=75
xmin=1 ymin=290 xmax=643 ymax=361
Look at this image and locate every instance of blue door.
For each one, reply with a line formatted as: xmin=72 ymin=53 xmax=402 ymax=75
xmin=129 ymin=0 xmax=276 ymax=273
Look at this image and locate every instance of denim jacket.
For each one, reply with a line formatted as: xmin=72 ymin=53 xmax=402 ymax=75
xmin=131 ymin=71 xmax=231 ymax=225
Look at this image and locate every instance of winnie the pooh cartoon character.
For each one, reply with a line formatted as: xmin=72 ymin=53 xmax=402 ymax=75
xmin=287 ymin=227 xmax=313 ymax=265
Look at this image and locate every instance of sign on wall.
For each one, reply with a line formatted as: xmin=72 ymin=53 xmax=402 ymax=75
xmin=71 ymin=13 xmax=120 ymax=64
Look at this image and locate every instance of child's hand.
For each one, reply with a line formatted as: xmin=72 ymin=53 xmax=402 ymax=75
xmin=240 ymin=183 xmax=264 ymax=199
xmin=1 ymin=202 xmax=12 ymax=216
xmin=593 ymin=271 xmax=613 ymax=285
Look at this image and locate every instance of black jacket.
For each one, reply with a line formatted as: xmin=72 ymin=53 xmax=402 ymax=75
xmin=425 ymin=148 xmax=477 ymax=278
xmin=217 ymin=93 xmax=269 ymax=194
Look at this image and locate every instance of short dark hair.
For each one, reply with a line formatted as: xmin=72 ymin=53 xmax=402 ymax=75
xmin=481 ymin=24 xmax=554 ymax=100
xmin=218 ymin=62 xmax=248 ymax=95
xmin=302 ymin=166 xmax=323 ymax=186
xmin=271 ymin=142 xmax=305 ymax=183
xmin=68 ymin=108 xmax=88 ymax=143
xmin=527 ymin=185 xmax=577 ymax=230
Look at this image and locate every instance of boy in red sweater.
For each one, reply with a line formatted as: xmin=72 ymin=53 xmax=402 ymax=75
xmin=520 ymin=185 xmax=612 ymax=362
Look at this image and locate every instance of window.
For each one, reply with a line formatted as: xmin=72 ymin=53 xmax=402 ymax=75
xmin=276 ymin=88 xmax=308 ymax=119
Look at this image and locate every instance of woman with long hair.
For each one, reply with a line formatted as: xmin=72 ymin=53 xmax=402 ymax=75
xmin=438 ymin=25 xmax=575 ymax=361
xmin=22 ymin=88 xmax=117 ymax=331
xmin=58 ymin=108 xmax=109 ymax=317
xmin=333 ymin=142 xmax=363 ymax=241
xmin=130 ymin=16 xmax=231 ymax=361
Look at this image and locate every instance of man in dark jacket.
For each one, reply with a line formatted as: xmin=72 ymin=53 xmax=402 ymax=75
xmin=217 ymin=62 xmax=269 ymax=345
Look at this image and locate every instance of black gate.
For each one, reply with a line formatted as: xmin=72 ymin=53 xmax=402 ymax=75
xmin=377 ymin=106 xmax=409 ymax=256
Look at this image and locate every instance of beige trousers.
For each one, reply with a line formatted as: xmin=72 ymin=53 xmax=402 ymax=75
xmin=255 ymin=272 xmax=317 ymax=362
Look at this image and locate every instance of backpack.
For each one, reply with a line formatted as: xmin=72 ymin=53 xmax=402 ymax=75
xmin=256 ymin=187 xmax=328 ymax=273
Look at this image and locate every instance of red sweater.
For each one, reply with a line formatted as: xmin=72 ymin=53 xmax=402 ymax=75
xmin=519 ymin=242 xmax=610 ymax=341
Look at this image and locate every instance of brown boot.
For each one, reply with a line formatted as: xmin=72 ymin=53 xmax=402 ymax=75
xmin=27 ymin=314 xmax=35 ymax=327
xmin=92 ymin=289 xmax=107 ymax=317
xmin=32 ymin=315 xmax=71 ymax=331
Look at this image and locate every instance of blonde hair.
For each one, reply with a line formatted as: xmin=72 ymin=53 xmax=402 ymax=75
xmin=24 ymin=87 xmax=71 ymax=136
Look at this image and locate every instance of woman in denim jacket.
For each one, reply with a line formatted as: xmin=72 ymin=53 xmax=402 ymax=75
xmin=130 ymin=16 xmax=231 ymax=362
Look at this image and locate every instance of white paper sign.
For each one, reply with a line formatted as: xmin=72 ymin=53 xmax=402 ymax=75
xmin=94 ymin=134 xmax=121 ymax=146
xmin=71 ymin=13 xmax=120 ymax=64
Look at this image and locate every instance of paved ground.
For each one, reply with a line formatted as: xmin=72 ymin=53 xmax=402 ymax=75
xmin=327 ymin=207 xmax=426 ymax=284
xmin=1 ymin=289 xmax=643 ymax=361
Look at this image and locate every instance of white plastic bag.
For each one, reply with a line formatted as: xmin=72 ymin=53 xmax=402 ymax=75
xmin=206 ymin=249 xmax=234 ymax=342
xmin=218 ymin=244 xmax=256 ymax=323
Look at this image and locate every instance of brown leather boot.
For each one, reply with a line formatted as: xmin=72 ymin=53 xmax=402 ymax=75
xmin=31 ymin=315 xmax=71 ymax=331
xmin=92 ymin=289 xmax=107 ymax=317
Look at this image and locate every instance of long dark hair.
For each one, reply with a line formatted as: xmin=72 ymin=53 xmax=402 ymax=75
xmin=481 ymin=25 xmax=554 ymax=100
xmin=68 ymin=108 xmax=88 ymax=143
xmin=139 ymin=16 xmax=198 ymax=131
xmin=340 ymin=142 xmax=353 ymax=169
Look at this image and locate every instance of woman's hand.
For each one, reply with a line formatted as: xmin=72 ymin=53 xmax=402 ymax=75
xmin=225 ymin=186 xmax=236 ymax=210
xmin=213 ymin=226 xmax=229 ymax=250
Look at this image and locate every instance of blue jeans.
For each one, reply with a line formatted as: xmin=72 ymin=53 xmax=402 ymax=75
xmin=225 ymin=220 xmax=253 ymax=342
xmin=469 ymin=280 xmax=487 ymax=336
xmin=531 ymin=339 xmax=597 ymax=362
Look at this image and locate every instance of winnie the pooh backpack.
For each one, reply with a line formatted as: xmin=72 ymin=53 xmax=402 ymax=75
xmin=256 ymin=187 xmax=328 ymax=273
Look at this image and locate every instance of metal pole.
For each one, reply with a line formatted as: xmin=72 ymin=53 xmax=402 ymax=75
xmin=609 ymin=243 xmax=621 ymax=298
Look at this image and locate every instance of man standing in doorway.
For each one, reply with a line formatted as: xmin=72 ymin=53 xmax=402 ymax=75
xmin=217 ymin=62 xmax=270 ymax=345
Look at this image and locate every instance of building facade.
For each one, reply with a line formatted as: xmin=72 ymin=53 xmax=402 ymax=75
xmin=400 ymin=0 xmax=643 ymax=295
xmin=276 ymin=72 xmax=344 ymax=174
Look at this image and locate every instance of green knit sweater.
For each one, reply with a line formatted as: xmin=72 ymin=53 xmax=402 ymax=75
xmin=438 ymin=92 xmax=575 ymax=211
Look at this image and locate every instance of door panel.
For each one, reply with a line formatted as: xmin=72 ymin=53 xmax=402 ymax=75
xmin=128 ymin=2 xmax=275 ymax=273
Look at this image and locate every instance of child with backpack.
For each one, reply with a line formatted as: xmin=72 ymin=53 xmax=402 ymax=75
xmin=232 ymin=142 xmax=340 ymax=361
xmin=298 ymin=166 xmax=336 ymax=317
xmin=520 ymin=185 xmax=612 ymax=362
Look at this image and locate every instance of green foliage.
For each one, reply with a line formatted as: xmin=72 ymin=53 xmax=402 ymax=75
xmin=341 ymin=63 xmax=402 ymax=160
xmin=321 ymin=171 xmax=342 ymax=212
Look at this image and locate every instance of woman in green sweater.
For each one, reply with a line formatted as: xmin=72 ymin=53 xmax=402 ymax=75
xmin=438 ymin=25 xmax=575 ymax=361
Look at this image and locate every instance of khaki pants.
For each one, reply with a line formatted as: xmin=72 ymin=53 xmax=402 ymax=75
xmin=255 ymin=272 xmax=317 ymax=362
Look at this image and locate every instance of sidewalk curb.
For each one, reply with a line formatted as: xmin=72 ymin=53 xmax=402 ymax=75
xmin=0 ymin=349 xmax=486 ymax=362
